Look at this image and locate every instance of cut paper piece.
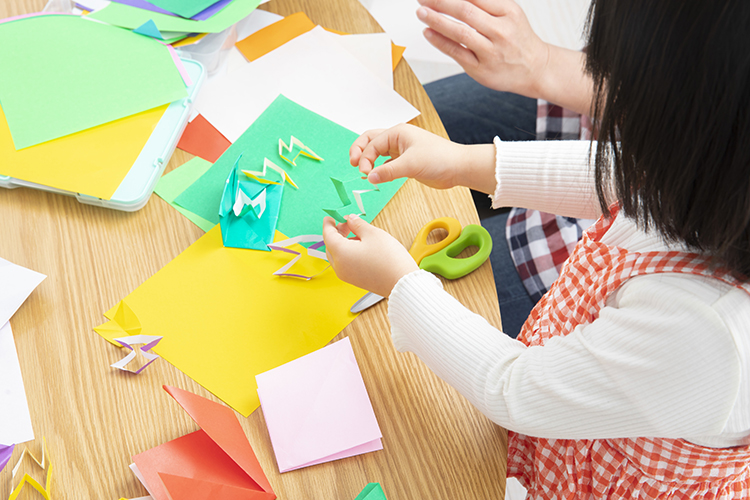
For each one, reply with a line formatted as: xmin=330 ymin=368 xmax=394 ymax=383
xmin=0 ymin=102 xmax=167 ymax=200
xmin=176 ymin=95 xmax=406 ymax=239
xmin=90 ymin=0 xmax=261 ymax=34
xmin=354 ymin=483 xmax=388 ymax=500
xmin=0 ymin=257 xmax=46 ymax=327
xmin=195 ymin=26 xmax=420 ymax=142
xmin=146 ymin=0 xmax=226 ymax=19
xmin=235 ymin=11 xmax=315 ymax=62
xmin=111 ymin=335 xmax=163 ymax=374
xmin=197 ymin=26 xmax=419 ymax=141
xmin=95 ymin=226 xmax=364 ymax=416
xmin=9 ymin=438 xmax=52 ymax=500
xmin=268 ymin=235 xmax=330 ymax=280
xmin=154 ymin=157 xmax=216 ymax=232
xmin=171 ymin=32 xmax=208 ymax=47
xmin=278 ymin=136 xmax=323 ymax=166
xmin=111 ymin=0 xmax=233 ymax=21
xmin=134 ymin=19 xmax=164 ymax=39
xmin=0 ymin=15 xmax=186 ymax=150
xmin=0 ymin=324 xmax=35 ymax=445
xmin=323 ymin=177 xmax=380 ymax=223
xmin=166 ymin=44 xmax=193 ymax=87
xmin=256 ymin=337 xmax=382 ymax=473
xmin=391 ymin=44 xmax=406 ymax=71
xmin=219 ymin=165 xmax=283 ymax=250
xmin=240 ymin=156 xmax=298 ymax=189
xmin=0 ymin=444 xmax=14 ymax=474
xmin=133 ymin=385 xmax=276 ymax=500
xmin=176 ymin=114 xmax=230 ymax=163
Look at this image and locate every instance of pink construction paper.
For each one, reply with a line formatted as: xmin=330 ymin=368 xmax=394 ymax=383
xmin=165 ymin=44 xmax=193 ymax=87
xmin=256 ymin=337 xmax=382 ymax=473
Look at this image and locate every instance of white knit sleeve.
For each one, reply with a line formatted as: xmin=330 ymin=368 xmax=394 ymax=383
xmin=388 ymin=269 xmax=741 ymax=441
xmin=491 ymin=138 xmax=603 ymax=219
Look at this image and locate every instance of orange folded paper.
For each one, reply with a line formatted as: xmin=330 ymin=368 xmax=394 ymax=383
xmin=133 ymin=386 xmax=275 ymax=500
xmin=235 ymin=12 xmax=405 ymax=71
xmin=177 ymin=114 xmax=231 ymax=163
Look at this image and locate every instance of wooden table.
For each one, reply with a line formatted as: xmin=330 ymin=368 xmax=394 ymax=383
xmin=0 ymin=1 xmax=507 ymax=498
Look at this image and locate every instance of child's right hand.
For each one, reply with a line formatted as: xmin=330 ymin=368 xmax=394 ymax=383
xmin=349 ymin=124 xmax=465 ymax=190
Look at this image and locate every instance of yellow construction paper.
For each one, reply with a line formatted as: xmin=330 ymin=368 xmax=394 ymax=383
xmin=95 ymin=226 xmax=363 ymax=416
xmin=0 ymin=104 xmax=167 ymax=200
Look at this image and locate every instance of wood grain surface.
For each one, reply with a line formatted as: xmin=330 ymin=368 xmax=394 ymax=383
xmin=0 ymin=1 xmax=507 ymax=498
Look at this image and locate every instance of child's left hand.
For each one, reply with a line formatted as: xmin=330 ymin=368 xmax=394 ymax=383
xmin=322 ymin=214 xmax=419 ymax=297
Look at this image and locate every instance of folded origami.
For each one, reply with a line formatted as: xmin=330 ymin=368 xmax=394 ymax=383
xmin=219 ymin=164 xmax=283 ymax=251
xmin=133 ymin=385 xmax=275 ymax=500
xmin=354 ymin=483 xmax=388 ymax=500
xmin=8 ymin=438 xmax=52 ymax=500
xmin=256 ymin=337 xmax=382 ymax=473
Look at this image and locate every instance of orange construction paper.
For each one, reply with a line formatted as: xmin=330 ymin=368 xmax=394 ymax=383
xmin=133 ymin=385 xmax=275 ymax=500
xmin=235 ymin=12 xmax=405 ymax=71
xmin=177 ymin=114 xmax=231 ymax=163
xmin=0 ymin=104 xmax=167 ymax=200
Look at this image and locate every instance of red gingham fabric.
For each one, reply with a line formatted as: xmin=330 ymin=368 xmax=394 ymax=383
xmin=507 ymin=207 xmax=750 ymax=499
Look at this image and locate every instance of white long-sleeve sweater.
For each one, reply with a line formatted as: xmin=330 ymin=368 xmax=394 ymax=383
xmin=388 ymin=139 xmax=750 ymax=449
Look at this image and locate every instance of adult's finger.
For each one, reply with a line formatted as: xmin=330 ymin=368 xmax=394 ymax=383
xmin=419 ymin=0 xmax=514 ymax=18
xmin=416 ymin=1 xmax=495 ymax=46
xmin=423 ymin=27 xmax=479 ymax=69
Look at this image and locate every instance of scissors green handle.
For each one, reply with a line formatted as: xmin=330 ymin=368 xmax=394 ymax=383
xmin=418 ymin=223 xmax=493 ymax=280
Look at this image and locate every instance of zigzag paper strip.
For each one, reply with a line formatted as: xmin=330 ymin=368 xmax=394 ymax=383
xmin=9 ymin=438 xmax=52 ymax=500
xmin=268 ymin=235 xmax=330 ymax=280
xmin=278 ymin=136 xmax=324 ymax=166
xmin=241 ymin=157 xmax=298 ymax=189
xmin=112 ymin=335 xmax=163 ymax=374
xmin=323 ymin=177 xmax=380 ymax=223
xmin=234 ymin=185 xmax=266 ymax=218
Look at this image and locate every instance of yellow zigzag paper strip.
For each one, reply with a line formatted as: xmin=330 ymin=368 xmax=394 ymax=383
xmin=278 ymin=136 xmax=323 ymax=166
xmin=242 ymin=157 xmax=298 ymax=189
xmin=9 ymin=438 xmax=53 ymax=500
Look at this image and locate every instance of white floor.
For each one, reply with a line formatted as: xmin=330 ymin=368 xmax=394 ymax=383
xmin=355 ymin=1 xmax=591 ymax=499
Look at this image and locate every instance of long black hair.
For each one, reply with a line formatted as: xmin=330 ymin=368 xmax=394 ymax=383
xmin=585 ymin=0 xmax=750 ymax=279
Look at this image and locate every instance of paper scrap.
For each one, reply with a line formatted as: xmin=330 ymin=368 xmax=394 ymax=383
xmin=278 ymin=136 xmax=323 ymax=166
xmin=194 ymin=26 xmax=420 ymax=142
xmin=111 ymin=335 xmax=163 ymax=374
xmin=354 ymin=483 xmax=388 ymax=500
xmin=8 ymin=438 xmax=52 ymax=500
xmin=0 ymin=257 xmax=46 ymax=327
xmin=133 ymin=19 xmax=164 ymax=39
xmin=256 ymin=337 xmax=382 ymax=472
xmin=235 ymin=11 xmax=315 ymax=63
xmin=219 ymin=165 xmax=283 ymax=250
xmin=132 ymin=385 xmax=276 ymax=500
xmin=94 ymin=226 xmax=364 ymax=416
xmin=154 ymin=157 xmax=216 ymax=232
xmin=176 ymin=114 xmax=230 ymax=163
xmin=175 ymin=95 xmax=406 ymax=239
xmin=268 ymin=235 xmax=330 ymax=280
xmin=0 ymin=15 xmax=186 ymax=149
xmin=0 ymin=444 xmax=14 ymax=474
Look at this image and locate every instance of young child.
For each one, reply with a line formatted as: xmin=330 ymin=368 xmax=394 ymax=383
xmin=321 ymin=0 xmax=750 ymax=498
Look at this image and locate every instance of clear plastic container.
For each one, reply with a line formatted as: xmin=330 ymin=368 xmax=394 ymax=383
xmin=176 ymin=24 xmax=238 ymax=75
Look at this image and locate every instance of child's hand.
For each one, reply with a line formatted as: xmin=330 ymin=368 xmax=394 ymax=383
xmin=349 ymin=124 xmax=465 ymax=190
xmin=322 ymin=214 xmax=419 ymax=297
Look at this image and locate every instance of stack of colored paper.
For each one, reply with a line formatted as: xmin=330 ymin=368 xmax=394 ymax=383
xmin=0 ymin=12 xmax=190 ymax=200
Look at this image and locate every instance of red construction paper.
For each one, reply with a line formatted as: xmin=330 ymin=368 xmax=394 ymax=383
xmin=177 ymin=114 xmax=231 ymax=163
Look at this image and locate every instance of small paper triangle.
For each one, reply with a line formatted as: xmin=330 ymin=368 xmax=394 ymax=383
xmin=133 ymin=19 xmax=164 ymax=40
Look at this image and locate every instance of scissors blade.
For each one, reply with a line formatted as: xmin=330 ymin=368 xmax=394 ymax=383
xmin=350 ymin=292 xmax=384 ymax=313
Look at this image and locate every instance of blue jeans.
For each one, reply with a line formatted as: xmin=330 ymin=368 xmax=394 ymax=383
xmin=425 ymin=74 xmax=538 ymax=338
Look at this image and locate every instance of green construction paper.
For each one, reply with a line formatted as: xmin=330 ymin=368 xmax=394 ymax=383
xmin=155 ymin=157 xmax=216 ymax=232
xmin=89 ymin=0 xmax=261 ymax=34
xmin=0 ymin=14 xmax=187 ymax=150
xmin=175 ymin=95 xmax=403 ymax=239
xmin=147 ymin=0 xmax=223 ymax=19
xmin=354 ymin=483 xmax=387 ymax=500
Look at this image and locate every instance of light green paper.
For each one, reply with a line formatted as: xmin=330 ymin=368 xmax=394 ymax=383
xmin=174 ymin=95 xmax=403 ymax=239
xmin=89 ymin=0 xmax=261 ymax=34
xmin=354 ymin=483 xmax=387 ymax=500
xmin=0 ymin=15 xmax=187 ymax=150
xmin=154 ymin=157 xmax=216 ymax=232
xmin=147 ymin=0 xmax=223 ymax=19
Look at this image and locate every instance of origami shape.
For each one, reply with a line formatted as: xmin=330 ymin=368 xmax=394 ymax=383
xmin=256 ymin=337 xmax=382 ymax=473
xmin=111 ymin=335 xmax=162 ymax=374
xmin=219 ymin=165 xmax=283 ymax=251
xmin=133 ymin=19 xmax=164 ymax=39
xmin=133 ymin=385 xmax=276 ymax=500
xmin=323 ymin=177 xmax=379 ymax=223
xmin=354 ymin=483 xmax=388 ymax=500
xmin=240 ymin=155 xmax=298 ymax=189
xmin=278 ymin=136 xmax=323 ymax=166
xmin=8 ymin=438 xmax=52 ymax=500
xmin=267 ymin=235 xmax=330 ymax=280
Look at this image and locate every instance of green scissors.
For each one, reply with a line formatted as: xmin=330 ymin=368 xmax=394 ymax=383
xmin=350 ymin=217 xmax=493 ymax=313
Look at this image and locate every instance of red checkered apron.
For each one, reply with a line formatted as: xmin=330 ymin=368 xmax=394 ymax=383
xmin=508 ymin=209 xmax=750 ymax=499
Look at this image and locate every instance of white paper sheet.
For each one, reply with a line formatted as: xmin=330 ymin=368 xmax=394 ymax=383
xmin=194 ymin=26 xmax=420 ymax=142
xmin=0 ymin=322 xmax=34 ymax=445
xmin=0 ymin=257 xmax=46 ymax=328
xmin=323 ymin=31 xmax=394 ymax=89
